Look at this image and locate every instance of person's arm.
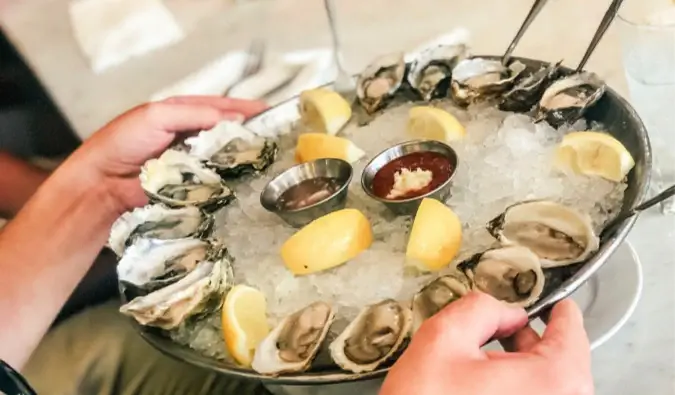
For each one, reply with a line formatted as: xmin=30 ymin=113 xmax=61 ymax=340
xmin=0 ymin=151 xmax=49 ymax=218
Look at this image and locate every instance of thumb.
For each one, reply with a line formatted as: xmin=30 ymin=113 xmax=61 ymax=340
xmin=537 ymin=299 xmax=590 ymax=360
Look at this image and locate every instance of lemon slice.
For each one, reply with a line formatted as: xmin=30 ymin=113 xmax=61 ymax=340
xmin=295 ymin=133 xmax=366 ymax=164
xmin=407 ymin=106 xmax=466 ymax=142
xmin=406 ymin=198 xmax=463 ymax=272
xmin=299 ymin=88 xmax=352 ymax=135
xmin=222 ymin=285 xmax=270 ymax=367
xmin=281 ymin=209 xmax=373 ymax=275
xmin=555 ymin=131 xmax=635 ymax=182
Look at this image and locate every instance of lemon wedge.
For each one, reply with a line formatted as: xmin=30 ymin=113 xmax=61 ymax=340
xmin=295 ymin=133 xmax=366 ymax=164
xmin=407 ymin=106 xmax=466 ymax=142
xmin=299 ymin=88 xmax=352 ymax=135
xmin=222 ymin=285 xmax=270 ymax=367
xmin=555 ymin=131 xmax=635 ymax=182
xmin=281 ymin=209 xmax=373 ymax=275
xmin=406 ymin=198 xmax=463 ymax=272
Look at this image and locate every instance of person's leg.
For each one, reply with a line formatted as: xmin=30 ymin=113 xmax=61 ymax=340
xmin=23 ymin=300 xmax=271 ymax=395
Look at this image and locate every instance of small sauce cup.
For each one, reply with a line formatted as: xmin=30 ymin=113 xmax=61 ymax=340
xmin=260 ymin=158 xmax=353 ymax=228
xmin=361 ymin=140 xmax=459 ymax=216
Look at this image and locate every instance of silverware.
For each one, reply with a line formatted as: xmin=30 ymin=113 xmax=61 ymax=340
xmin=260 ymin=158 xmax=353 ymax=228
xmin=223 ymin=39 xmax=266 ymax=97
xmin=576 ymin=0 xmax=626 ymax=72
xmin=502 ymin=0 xmax=550 ymax=65
xmin=323 ymin=0 xmax=355 ymax=100
xmin=361 ymin=140 xmax=459 ymax=216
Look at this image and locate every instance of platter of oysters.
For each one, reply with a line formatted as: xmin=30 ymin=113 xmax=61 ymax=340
xmin=110 ymin=31 xmax=650 ymax=383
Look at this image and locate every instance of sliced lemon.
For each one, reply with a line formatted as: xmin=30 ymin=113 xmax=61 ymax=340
xmin=222 ymin=285 xmax=270 ymax=367
xmin=299 ymin=88 xmax=352 ymax=135
xmin=281 ymin=208 xmax=373 ymax=275
xmin=406 ymin=198 xmax=463 ymax=272
xmin=555 ymin=131 xmax=635 ymax=182
xmin=295 ymin=133 xmax=366 ymax=164
xmin=407 ymin=106 xmax=466 ymax=142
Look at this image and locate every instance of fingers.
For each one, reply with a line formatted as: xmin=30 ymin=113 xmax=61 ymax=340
xmin=144 ymin=102 xmax=225 ymax=133
xmin=161 ymin=96 xmax=268 ymax=119
xmin=539 ymin=299 xmax=590 ymax=358
xmin=420 ymin=292 xmax=528 ymax=357
xmin=512 ymin=325 xmax=541 ymax=352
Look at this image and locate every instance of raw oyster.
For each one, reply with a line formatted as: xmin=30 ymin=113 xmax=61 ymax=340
xmin=117 ymin=237 xmax=211 ymax=292
xmin=535 ymin=72 xmax=606 ymax=127
xmin=108 ymin=205 xmax=213 ymax=257
xmin=457 ymin=246 xmax=545 ymax=308
xmin=499 ymin=61 xmax=562 ymax=112
xmin=407 ymin=44 xmax=468 ymax=101
xmin=119 ymin=245 xmax=233 ymax=330
xmin=411 ymin=274 xmax=471 ymax=333
xmin=487 ymin=200 xmax=600 ymax=268
xmin=356 ymin=52 xmax=406 ymax=114
xmin=329 ymin=299 xmax=412 ymax=373
xmin=185 ymin=121 xmax=277 ymax=178
xmin=252 ymin=302 xmax=334 ymax=375
xmin=140 ymin=149 xmax=235 ymax=212
xmin=450 ymin=58 xmax=526 ymax=106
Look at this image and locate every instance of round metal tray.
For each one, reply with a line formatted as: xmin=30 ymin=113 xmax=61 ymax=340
xmin=124 ymin=56 xmax=652 ymax=385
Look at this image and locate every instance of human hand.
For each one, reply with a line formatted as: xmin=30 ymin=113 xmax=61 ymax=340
xmin=61 ymin=96 xmax=267 ymax=214
xmin=380 ymin=292 xmax=593 ymax=395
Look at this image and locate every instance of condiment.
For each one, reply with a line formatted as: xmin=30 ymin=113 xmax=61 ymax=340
xmin=277 ymin=177 xmax=343 ymax=211
xmin=371 ymin=151 xmax=453 ymax=200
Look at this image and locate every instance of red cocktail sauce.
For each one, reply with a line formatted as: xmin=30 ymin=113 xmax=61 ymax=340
xmin=371 ymin=151 xmax=453 ymax=200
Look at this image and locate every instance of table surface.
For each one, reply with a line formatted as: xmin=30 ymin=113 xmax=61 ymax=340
xmin=2 ymin=0 xmax=674 ymax=393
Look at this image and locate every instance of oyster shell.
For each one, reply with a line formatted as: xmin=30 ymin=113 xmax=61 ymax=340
xmin=411 ymin=274 xmax=471 ymax=333
xmin=119 ymin=245 xmax=233 ymax=330
xmin=499 ymin=61 xmax=562 ymax=112
xmin=117 ymin=237 xmax=211 ymax=292
xmin=450 ymin=58 xmax=526 ymax=106
xmin=252 ymin=302 xmax=334 ymax=375
xmin=457 ymin=246 xmax=545 ymax=307
xmin=108 ymin=205 xmax=213 ymax=257
xmin=356 ymin=52 xmax=406 ymax=114
xmin=535 ymin=72 xmax=606 ymax=127
xmin=185 ymin=121 xmax=278 ymax=178
xmin=487 ymin=200 xmax=600 ymax=268
xmin=407 ymin=44 xmax=468 ymax=101
xmin=329 ymin=299 xmax=412 ymax=373
xmin=140 ymin=149 xmax=235 ymax=212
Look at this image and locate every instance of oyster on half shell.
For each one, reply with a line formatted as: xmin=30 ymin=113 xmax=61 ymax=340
xmin=252 ymin=302 xmax=334 ymax=376
xmin=185 ymin=121 xmax=278 ymax=178
xmin=535 ymin=72 xmax=606 ymax=127
xmin=356 ymin=52 xmax=406 ymax=114
xmin=119 ymin=244 xmax=233 ymax=330
xmin=499 ymin=61 xmax=562 ymax=112
xmin=458 ymin=246 xmax=545 ymax=308
xmin=108 ymin=205 xmax=213 ymax=257
xmin=411 ymin=274 xmax=471 ymax=333
xmin=450 ymin=58 xmax=526 ymax=106
xmin=140 ymin=149 xmax=235 ymax=213
xmin=487 ymin=200 xmax=600 ymax=268
xmin=329 ymin=299 xmax=412 ymax=373
xmin=407 ymin=44 xmax=468 ymax=101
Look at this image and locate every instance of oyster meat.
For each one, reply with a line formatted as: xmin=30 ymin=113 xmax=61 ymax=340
xmin=119 ymin=245 xmax=233 ymax=330
xmin=329 ymin=299 xmax=412 ymax=373
xmin=487 ymin=200 xmax=600 ymax=268
xmin=535 ymin=72 xmax=606 ymax=128
xmin=450 ymin=58 xmax=526 ymax=106
xmin=252 ymin=302 xmax=334 ymax=375
xmin=407 ymin=44 xmax=468 ymax=101
xmin=356 ymin=52 xmax=406 ymax=114
xmin=185 ymin=121 xmax=278 ymax=178
xmin=458 ymin=246 xmax=545 ymax=307
xmin=108 ymin=205 xmax=213 ymax=257
xmin=140 ymin=149 xmax=235 ymax=212
xmin=411 ymin=274 xmax=471 ymax=333
xmin=499 ymin=61 xmax=562 ymax=112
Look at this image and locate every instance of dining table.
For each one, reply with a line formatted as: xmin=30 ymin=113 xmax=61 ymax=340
xmin=1 ymin=0 xmax=674 ymax=393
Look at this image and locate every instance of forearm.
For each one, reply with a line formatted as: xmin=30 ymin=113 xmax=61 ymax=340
xmin=0 ymin=152 xmax=50 ymax=217
xmin=0 ymin=161 xmax=121 ymax=369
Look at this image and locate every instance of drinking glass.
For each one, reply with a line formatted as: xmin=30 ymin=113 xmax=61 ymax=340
xmin=617 ymin=0 xmax=675 ymax=214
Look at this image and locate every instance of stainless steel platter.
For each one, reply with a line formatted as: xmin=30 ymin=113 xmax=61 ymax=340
xmin=123 ymin=56 xmax=651 ymax=385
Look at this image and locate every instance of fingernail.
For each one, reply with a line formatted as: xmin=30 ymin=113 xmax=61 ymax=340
xmin=220 ymin=112 xmax=246 ymax=124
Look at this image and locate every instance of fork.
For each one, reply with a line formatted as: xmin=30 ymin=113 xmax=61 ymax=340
xmin=323 ymin=0 xmax=356 ymax=100
xmin=224 ymin=39 xmax=266 ymax=97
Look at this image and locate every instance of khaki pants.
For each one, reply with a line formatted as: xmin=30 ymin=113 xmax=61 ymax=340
xmin=23 ymin=300 xmax=270 ymax=395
